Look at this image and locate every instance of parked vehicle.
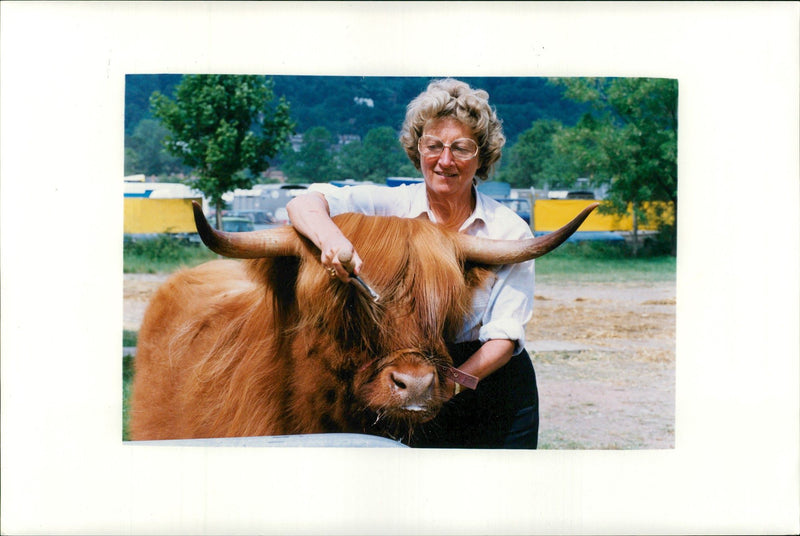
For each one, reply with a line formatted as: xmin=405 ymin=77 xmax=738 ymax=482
xmin=220 ymin=217 xmax=254 ymax=232
xmin=566 ymin=190 xmax=596 ymax=200
xmin=227 ymin=210 xmax=275 ymax=224
xmin=494 ymin=197 xmax=531 ymax=224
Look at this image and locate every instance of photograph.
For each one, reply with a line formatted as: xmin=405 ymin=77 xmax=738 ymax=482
xmin=2 ymin=2 xmax=797 ymax=535
xmin=122 ymin=74 xmax=677 ymax=451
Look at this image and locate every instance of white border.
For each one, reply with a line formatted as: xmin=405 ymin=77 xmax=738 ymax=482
xmin=2 ymin=2 xmax=798 ymax=534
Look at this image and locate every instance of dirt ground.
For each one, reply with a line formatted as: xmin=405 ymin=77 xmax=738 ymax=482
xmin=527 ymin=281 xmax=675 ymax=449
xmin=123 ymin=274 xmax=675 ymax=450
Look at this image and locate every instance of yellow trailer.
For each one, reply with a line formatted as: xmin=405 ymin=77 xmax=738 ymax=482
xmin=534 ymin=199 xmax=674 ymax=232
xmin=123 ymin=197 xmax=201 ymax=234
xmin=124 ymin=179 xmax=204 ymax=234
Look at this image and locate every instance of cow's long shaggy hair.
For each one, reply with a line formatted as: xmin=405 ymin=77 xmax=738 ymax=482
xmin=129 ymin=214 xmax=492 ymax=441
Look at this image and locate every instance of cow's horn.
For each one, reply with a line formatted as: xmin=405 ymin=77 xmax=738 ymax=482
xmin=192 ymin=201 xmax=301 ymax=258
xmin=457 ymin=203 xmax=599 ymax=264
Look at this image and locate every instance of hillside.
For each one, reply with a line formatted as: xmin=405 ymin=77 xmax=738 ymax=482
xmin=125 ymin=74 xmax=588 ymax=143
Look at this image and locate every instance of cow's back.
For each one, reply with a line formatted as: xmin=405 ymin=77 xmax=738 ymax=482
xmin=129 ymin=259 xmax=287 ymax=440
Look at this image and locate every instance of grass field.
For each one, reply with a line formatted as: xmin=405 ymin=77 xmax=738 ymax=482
xmin=123 ymin=236 xmax=217 ymax=274
xmin=536 ymin=253 xmax=676 ymax=284
xmin=124 ymin=235 xmax=677 ymax=282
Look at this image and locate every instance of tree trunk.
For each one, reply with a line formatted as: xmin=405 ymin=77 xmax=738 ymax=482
xmin=632 ymin=207 xmax=639 ymax=257
xmin=215 ymin=201 xmax=223 ymax=230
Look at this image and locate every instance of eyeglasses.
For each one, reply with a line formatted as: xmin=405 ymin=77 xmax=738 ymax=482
xmin=418 ymin=135 xmax=479 ymax=161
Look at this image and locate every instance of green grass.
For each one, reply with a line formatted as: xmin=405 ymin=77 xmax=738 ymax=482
xmin=124 ymin=235 xmax=217 ymax=274
xmin=123 ymin=330 xmax=138 ymax=440
xmin=123 ymin=353 xmax=134 ymax=440
xmin=536 ymin=254 xmax=676 ymax=284
xmin=123 ymin=330 xmax=138 ymax=347
xmin=535 ymin=242 xmax=676 ymax=284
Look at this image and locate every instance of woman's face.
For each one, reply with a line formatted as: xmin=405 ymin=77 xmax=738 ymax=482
xmin=419 ymin=117 xmax=480 ymax=203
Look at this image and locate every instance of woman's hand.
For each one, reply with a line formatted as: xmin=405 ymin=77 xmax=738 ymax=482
xmin=319 ymin=233 xmax=363 ymax=282
xmin=287 ymin=191 xmax=363 ymax=282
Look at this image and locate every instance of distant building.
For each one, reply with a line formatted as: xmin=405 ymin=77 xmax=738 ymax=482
xmin=338 ymin=134 xmax=360 ymax=145
xmin=353 ymin=96 xmax=374 ymax=108
xmin=289 ymin=134 xmax=304 ymax=152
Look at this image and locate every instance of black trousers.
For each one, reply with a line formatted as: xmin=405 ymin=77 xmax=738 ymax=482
xmin=409 ymin=341 xmax=539 ymax=449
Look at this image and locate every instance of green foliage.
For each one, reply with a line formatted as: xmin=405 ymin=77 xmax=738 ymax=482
xmin=550 ymin=77 xmax=678 ymax=212
xmin=124 ymin=147 xmax=140 ymax=176
xmin=550 ymin=239 xmax=630 ymax=259
xmin=123 ymin=236 xmax=217 ymax=273
xmin=125 ymin=119 xmax=185 ymax=176
xmin=125 ymin=74 xmax=182 ymax=135
xmin=497 ymin=78 xmax=677 ymax=205
xmin=127 ymin=75 xmax=591 ymax=177
xmin=497 ymin=119 xmax=571 ymax=188
xmin=267 ymin=76 xmax=590 ymax=142
xmin=498 ymin=77 xmax=678 ymax=255
xmin=150 ymin=75 xmax=295 ymax=224
xmin=545 ymin=237 xmax=672 ymax=260
xmin=648 ymin=222 xmax=677 ymax=257
xmin=338 ymin=126 xmax=411 ymax=182
xmin=282 ymin=126 xmax=342 ymax=182
xmin=281 ymin=125 xmax=416 ymax=183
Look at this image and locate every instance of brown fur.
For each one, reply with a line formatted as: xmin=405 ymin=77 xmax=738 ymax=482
xmin=129 ymin=214 xmax=491 ymax=441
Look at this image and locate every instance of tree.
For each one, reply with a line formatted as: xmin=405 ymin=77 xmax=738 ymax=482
xmin=496 ymin=119 xmax=572 ymax=188
xmin=151 ymin=75 xmax=294 ymax=228
xmin=550 ymin=77 xmax=678 ymax=254
xmin=337 ymin=126 xmax=412 ymax=182
xmin=124 ymin=147 xmax=140 ymax=177
xmin=282 ymin=126 xmax=342 ymax=183
xmin=357 ymin=127 xmax=409 ymax=181
xmin=125 ymin=119 xmax=185 ymax=177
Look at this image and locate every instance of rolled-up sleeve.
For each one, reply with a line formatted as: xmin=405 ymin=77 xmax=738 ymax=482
xmin=461 ymin=194 xmax=537 ymax=355
xmin=477 ymin=259 xmax=535 ymax=355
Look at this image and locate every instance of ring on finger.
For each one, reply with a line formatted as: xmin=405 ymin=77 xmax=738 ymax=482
xmin=328 ymin=267 xmax=337 ymax=278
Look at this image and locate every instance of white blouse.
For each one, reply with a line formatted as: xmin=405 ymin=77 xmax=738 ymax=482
xmin=306 ymin=182 xmax=535 ymax=355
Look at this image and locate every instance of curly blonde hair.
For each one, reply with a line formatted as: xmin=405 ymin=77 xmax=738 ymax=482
xmin=399 ymin=78 xmax=505 ymax=180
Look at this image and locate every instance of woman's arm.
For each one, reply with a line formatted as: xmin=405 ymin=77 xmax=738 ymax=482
xmin=458 ymin=339 xmax=515 ymax=382
xmin=286 ymin=192 xmax=363 ymax=280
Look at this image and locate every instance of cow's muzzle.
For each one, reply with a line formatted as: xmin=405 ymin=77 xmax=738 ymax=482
xmin=361 ymin=349 xmax=453 ymax=422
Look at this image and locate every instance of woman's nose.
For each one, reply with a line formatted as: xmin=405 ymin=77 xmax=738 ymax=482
xmin=438 ymin=146 xmax=455 ymax=166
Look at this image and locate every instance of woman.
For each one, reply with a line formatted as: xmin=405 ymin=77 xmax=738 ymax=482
xmin=286 ymin=78 xmax=538 ymax=448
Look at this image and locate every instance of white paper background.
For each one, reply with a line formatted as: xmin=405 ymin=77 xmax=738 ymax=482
xmin=1 ymin=2 xmax=798 ymax=534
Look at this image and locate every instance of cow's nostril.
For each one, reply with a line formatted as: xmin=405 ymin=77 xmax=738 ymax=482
xmin=389 ymin=370 xmax=434 ymax=399
xmin=391 ymin=372 xmax=407 ymax=390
